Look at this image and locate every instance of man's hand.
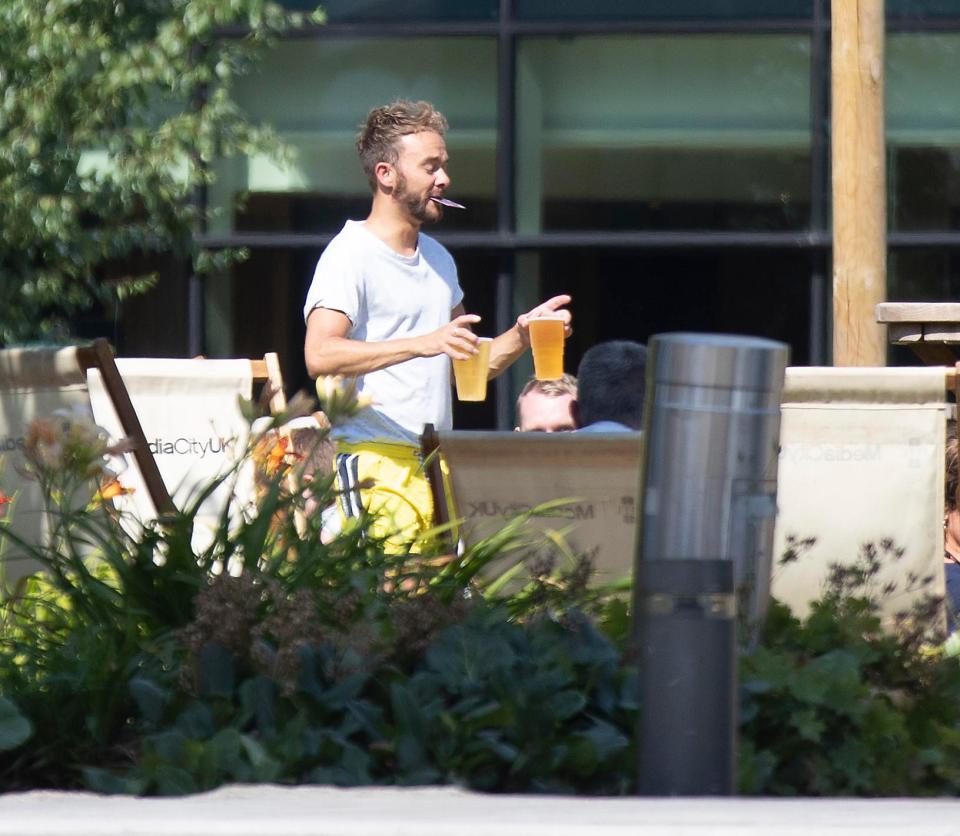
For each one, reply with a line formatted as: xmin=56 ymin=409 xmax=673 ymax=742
xmin=305 ymin=307 xmax=481 ymax=377
xmin=516 ymin=294 xmax=573 ymax=347
xmin=423 ymin=313 xmax=481 ymax=360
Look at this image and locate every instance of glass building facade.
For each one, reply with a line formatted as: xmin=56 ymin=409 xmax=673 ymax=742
xmin=119 ymin=1 xmax=960 ymax=429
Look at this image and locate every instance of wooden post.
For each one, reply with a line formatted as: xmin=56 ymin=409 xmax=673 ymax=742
xmin=831 ymin=0 xmax=887 ymax=366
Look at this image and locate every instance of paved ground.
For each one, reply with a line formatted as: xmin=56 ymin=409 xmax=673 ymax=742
xmin=0 ymin=785 xmax=958 ymax=836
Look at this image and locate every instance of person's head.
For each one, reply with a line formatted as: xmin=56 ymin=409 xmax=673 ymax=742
xmin=574 ymin=341 xmax=648 ymax=430
xmin=356 ymin=100 xmax=450 ymax=224
xmin=515 ymin=374 xmax=578 ymax=433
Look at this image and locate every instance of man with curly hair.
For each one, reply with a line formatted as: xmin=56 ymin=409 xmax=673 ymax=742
xmin=303 ymin=100 xmax=571 ymax=549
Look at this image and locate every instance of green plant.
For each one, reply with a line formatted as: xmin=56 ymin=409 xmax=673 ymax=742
xmin=0 ymin=0 xmax=322 ymax=343
xmin=739 ymin=542 xmax=960 ymax=796
xmin=6 ymin=404 xmax=960 ymax=798
xmin=0 ymin=395 xmax=634 ymax=794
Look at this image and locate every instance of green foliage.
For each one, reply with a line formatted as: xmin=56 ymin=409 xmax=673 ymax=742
xmin=388 ymin=609 xmax=635 ymax=793
xmin=0 ymin=403 xmax=634 ymax=794
xmin=0 ymin=698 xmax=32 ymax=752
xmin=739 ymin=544 xmax=960 ymax=796
xmin=0 ymin=0 xmax=322 ymax=343
xmin=3 ymin=408 xmax=960 ymax=796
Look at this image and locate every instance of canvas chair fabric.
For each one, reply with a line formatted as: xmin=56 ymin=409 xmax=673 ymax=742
xmin=425 ymin=428 xmax=643 ymax=585
xmin=87 ymin=357 xmax=284 ymax=551
xmin=0 ymin=340 xmax=171 ymax=589
xmin=771 ymin=366 xmax=949 ymax=627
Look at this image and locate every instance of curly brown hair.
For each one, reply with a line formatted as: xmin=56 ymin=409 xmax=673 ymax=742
xmin=356 ymin=100 xmax=448 ymax=191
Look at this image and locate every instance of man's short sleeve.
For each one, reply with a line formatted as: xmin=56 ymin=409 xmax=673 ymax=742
xmin=451 ymin=274 xmax=464 ymax=311
xmin=302 ymin=240 xmax=363 ymax=326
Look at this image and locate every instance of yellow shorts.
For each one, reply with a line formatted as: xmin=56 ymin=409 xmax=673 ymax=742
xmin=333 ymin=440 xmax=455 ymax=554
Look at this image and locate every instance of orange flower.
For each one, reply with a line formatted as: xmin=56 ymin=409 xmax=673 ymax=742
xmin=252 ymin=431 xmax=304 ymax=486
xmin=0 ymin=490 xmax=11 ymax=520
xmin=264 ymin=436 xmax=291 ymax=477
xmin=93 ymin=478 xmax=135 ymax=504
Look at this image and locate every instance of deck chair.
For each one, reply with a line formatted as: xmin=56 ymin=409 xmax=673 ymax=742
xmin=422 ymin=425 xmax=643 ymax=586
xmin=86 ymin=353 xmax=288 ymax=551
xmin=771 ymin=366 xmax=950 ymax=629
xmin=0 ymin=339 xmax=172 ymax=589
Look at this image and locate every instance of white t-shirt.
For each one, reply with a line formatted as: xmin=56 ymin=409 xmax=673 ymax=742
xmin=303 ymin=220 xmax=464 ymax=445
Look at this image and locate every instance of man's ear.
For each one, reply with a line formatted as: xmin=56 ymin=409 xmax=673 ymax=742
xmin=570 ymin=398 xmax=581 ymax=429
xmin=374 ymin=161 xmax=395 ymax=192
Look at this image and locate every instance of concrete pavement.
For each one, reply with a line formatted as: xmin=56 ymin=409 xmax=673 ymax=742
xmin=0 ymin=784 xmax=958 ymax=836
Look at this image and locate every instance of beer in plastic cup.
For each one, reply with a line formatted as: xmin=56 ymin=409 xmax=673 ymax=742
xmin=453 ymin=337 xmax=492 ymax=401
xmin=528 ymin=315 xmax=565 ymax=380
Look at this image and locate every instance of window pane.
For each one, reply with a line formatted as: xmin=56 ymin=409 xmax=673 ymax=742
xmin=887 ymin=34 xmax=960 ymax=232
xmin=516 ymin=1 xmax=812 ymax=22
xmin=516 ymin=35 xmax=812 ymax=233
xmin=213 ymin=38 xmax=497 ymax=234
xmin=887 ymin=247 xmax=960 ymax=366
xmin=280 ymin=0 xmax=498 ymax=22
xmin=536 ymin=249 xmax=814 ymax=366
xmin=888 ymin=0 xmax=960 ymax=20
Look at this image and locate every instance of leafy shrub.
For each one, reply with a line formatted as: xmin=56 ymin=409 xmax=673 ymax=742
xmin=3 ymin=399 xmax=960 ymax=796
xmin=739 ymin=543 xmax=960 ymax=796
xmin=0 ymin=396 xmax=633 ymax=794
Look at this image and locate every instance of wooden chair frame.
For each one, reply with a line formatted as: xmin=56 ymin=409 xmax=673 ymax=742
xmin=71 ymin=339 xmax=175 ymax=516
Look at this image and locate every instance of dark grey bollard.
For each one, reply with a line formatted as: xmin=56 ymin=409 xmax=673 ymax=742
xmin=633 ymin=332 xmax=788 ymax=796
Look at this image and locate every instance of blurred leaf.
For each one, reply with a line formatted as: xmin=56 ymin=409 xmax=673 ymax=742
xmin=547 ymin=690 xmax=586 ymax=721
xmin=129 ymin=676 xmax=169 ymax=725
xmin=239 ymin=676 xmax=276 ymax=734
xmin=197 ymin=642 xmax=235 ymax=698
xmin=0 ymin=697 xmax=32 ymax=751
xmin=578 ymin=720 xmax=629 ymax=762
xmin=81 ymin=767 xmax=146 ymax=795
xmin=174 ymin=702 xmax=214 ymax=740
xmin=239 ymin=734 xmax=282 ymax=783
xmin=154 ymin=765 xmax=198 ymax=796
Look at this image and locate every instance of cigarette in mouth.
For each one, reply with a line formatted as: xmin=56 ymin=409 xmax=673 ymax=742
xmin=430 ymin=197 xmax=466 ymax=209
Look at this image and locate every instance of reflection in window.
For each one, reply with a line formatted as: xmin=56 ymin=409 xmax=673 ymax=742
xmin=516 ymin=0 xmax=812 ymax=21
xmin=214 ymin=37 xmax=497 ymax=235
xmin=887 ymin=34 xmax=960 ymax=233
xmin=516 ymin=35 xmax=812 ymax=233
xmin=280 ymin=0 xmax=498 ymax=22
xmin=887 ymin=0 xmax=960 ymax=20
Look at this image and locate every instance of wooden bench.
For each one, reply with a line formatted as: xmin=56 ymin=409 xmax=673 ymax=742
xmin=877 ymin=302 xmax=960 ymax=365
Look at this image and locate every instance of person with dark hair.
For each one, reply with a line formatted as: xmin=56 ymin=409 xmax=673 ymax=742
xmin=302 ymin=100 xmax=571 ymax=549
xmin=573 ymin=340 xmax=647 ymax=432
xmin=514 ymin=374 xmax=578 ymax=433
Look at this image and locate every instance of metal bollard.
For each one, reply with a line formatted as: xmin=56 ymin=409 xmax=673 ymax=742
xmin=633 ymin=333 xmax=788 ymax=796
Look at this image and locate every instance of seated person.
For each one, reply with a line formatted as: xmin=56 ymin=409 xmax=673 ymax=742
xmin=573 ymin=340 xmax=647 ymax=432
xmin=514 ymin=374 xmax=577 ymax=433
xmin=944 ymin=432 xmax=960 ymax=631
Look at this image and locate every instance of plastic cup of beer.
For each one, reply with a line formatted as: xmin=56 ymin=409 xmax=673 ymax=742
xmin=528 ymin=314 xmax=565 ymax=380
xmin=453 ymin=337 xmax=492 ymax=401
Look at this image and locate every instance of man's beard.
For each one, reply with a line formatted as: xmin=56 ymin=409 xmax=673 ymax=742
xmin=394 ymin=171 xmax=441 ymax=225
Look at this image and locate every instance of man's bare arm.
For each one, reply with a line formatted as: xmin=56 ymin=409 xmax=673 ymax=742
xmin=486 ymin=294 xmax=573 ymax=379
xmin=304 ymin=307 xmax=480 ymax=378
